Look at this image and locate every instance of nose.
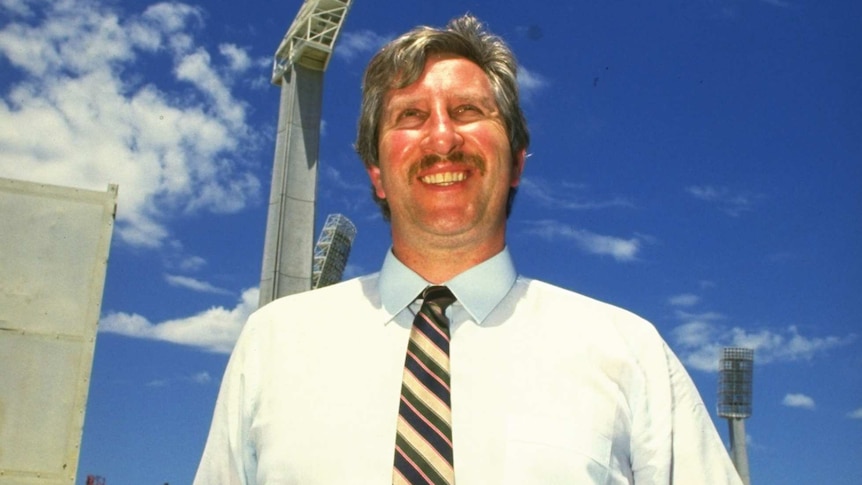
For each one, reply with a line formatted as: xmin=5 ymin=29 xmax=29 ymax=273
xmin=421 ymin=107 xmax=463 ymax=156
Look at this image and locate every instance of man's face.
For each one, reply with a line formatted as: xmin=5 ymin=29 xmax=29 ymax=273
xmin=367 ymin=54 xmax=525 ymax=252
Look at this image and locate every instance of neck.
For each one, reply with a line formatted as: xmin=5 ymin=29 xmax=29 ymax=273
xmin=390 ymin=234 xmax=505 ymax=284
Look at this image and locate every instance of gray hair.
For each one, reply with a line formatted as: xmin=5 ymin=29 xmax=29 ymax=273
xmin=355 ymin=14 xmax=530 ymax=219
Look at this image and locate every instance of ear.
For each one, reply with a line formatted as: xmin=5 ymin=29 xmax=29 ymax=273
xmin=510 ymin=148 xmax=527 ymax=187
xmin=366 ymin=164 xmax=387 ymax=199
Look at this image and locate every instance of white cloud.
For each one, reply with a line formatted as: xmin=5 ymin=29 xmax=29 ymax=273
xmin=165 ymin=274 xmax=232 ymax=295
xmin=672 ymin=319 xmax=856 ymax=372
xmin=334 ymin=30 xmax=389 ymax=62
xmin=0 ymin=0 xmax=261 ymax=248
xmin=523 ymin=220 xmax=641 ymax=262
xmin=145 ymin=370 xmax=213 ymax=388
xmin=322 ymin=164 xmax=368 ymax=192
xmin=686 ymin=185 xmax=763 ymax=217
xmin=520 ymin=178 xmax=633 ymax=211
xmin=847 ymin=408 xmax=862 ymax=420
xmin=139 ymin=2 xmax=203 ymax=35
xmin=744 ymin=432 xmax=767 ymax=452
xmin=672 ymin=319 xmax=721 ymax=349
xmin=686 ymin=185 xmax=722 ymax=200
xmin=174 ymin=47 xmax=248 ymax=129
xmin=191 ymin=370 xmax=212 ymax=384
xmin=518 ymin=66 xmax=548 ymax=101
xmin=668 ymin=293 xmax=701 ymax=307
xmin=100 ymin=287 xmax=259 ymax=353
xmin=145 ymin=378 xmax=170 ymax=388
xmin=782 ymin=393 xmax=816 ymax=410
xmin=0 ymin=0 xmax=34 ymax=16
xmin=219 ymin=43 xmax=253 ymax=72
xmin=759 ymin=0 xmax=791 ymax=7
xmin=178 ymin=255 xmax=207 ymax=272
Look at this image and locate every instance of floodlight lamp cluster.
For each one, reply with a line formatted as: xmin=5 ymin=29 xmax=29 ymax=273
xmin=272 ymin=0 xmax=353 ymax=82
xmin=718 ymin=347 xmax=754 ymax=419
xmin=312 ymin=214 xmax=357 ymax=289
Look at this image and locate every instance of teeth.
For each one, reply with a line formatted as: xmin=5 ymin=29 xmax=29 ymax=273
xmin=420 ymin=172 xmax=467 ymax=185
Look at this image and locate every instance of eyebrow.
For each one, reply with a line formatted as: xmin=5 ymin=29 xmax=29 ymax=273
xmin=384 ymin=92 xmax=498 ymax=113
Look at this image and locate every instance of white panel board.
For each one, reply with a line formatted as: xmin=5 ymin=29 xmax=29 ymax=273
xmin=0 ymin=178 xmax=116 ymax=485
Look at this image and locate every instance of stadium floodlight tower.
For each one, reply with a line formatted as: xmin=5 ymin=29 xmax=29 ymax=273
xmin=258 ymin=0 xmax=354 ymax=307
xmin=718 ymin=347 xmax=754 ymax=485
xmin=312 ymin=213 xmax=357 ymax=289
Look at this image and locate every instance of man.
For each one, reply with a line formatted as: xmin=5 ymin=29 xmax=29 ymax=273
xmin=195 ymin=14 xmax=743 ymax=484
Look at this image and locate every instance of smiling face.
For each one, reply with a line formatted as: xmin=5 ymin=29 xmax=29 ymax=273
xmin=367 ymin=54 xmax=526 ymax=264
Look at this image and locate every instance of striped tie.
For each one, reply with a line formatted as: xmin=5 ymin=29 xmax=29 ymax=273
xmin=393 ymin=286 xmax=457 ymax=485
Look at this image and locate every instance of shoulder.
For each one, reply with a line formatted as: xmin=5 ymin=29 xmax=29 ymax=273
xmin=254 ymin=273 xmax=379 ymax=316
xmin=515 ymin=277 xmax=655 ymax=328
xmin=239 ymin=273 xmax=382 ymax=337
xmin=512 ymin=276 xmax=666 ymax=353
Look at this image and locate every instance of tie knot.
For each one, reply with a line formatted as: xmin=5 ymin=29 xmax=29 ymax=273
xmin=421 ymin=285 xmax=457 ymax=311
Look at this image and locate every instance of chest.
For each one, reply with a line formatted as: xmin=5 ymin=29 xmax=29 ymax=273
xmin=248 ymin=316 xmax=635 ymax=483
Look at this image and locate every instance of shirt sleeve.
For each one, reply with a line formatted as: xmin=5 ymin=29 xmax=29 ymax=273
xmin=626 ymin=320 xmax=743 ymax=485
xmin=663 ymin=343 xmax=744 ymax=484
xmin=193 ymin=321 xmax=260 ymax=485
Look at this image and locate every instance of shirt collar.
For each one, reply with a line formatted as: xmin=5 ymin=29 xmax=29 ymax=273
xmin=378 ymin=246 xmax=517 ymax=325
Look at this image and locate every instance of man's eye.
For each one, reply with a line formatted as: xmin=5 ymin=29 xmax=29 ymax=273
xmin=399 ymin=109 xmax=422 ymax=119
xmin=454 ymin=105 xmax=483 ymax=117
xmin=392 ymin=108 xmax=426 ymax=128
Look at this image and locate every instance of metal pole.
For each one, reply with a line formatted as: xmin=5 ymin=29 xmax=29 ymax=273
xmin=728 ymin=418 xmax=751 ymax=485
xmin=258 ymin=64 xmax=323 ymax=306
xmin=258 ymin=0 xmax=353 ymax=307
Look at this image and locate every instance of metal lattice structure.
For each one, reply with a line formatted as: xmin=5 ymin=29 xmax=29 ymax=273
xmin=272 ymin=0 xmax=354 ymax=81
xmin=718 ymin=347 xmax=754 ymax=419
xmin=312 ymin=214 xmax=357 ymax=289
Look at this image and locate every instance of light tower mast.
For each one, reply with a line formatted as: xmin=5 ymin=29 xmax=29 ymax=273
xmin=718 ymin=347 xmax=754 ymax=485
xmin=258 ymin=0 xmax=354 ymax=307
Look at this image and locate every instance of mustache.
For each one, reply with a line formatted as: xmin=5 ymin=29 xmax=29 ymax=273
xmin=408 ymin=152 xmax=487 ymax=180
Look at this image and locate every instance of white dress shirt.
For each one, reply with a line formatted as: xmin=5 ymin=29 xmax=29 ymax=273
xmin=194 ymin=248 xmax=742 ymax=484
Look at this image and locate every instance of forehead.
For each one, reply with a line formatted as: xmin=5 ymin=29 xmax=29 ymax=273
xmin=383 ymin=54 xmax=495 ymax=107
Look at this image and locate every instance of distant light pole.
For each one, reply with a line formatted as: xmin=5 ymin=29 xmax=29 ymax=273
xmin=718 ymin=347 xmax=754 ymax=485
xmin=312 ymin=213 xmax=357 ymax=289
xmin=258 ymin=0 xmax=354 ymax=307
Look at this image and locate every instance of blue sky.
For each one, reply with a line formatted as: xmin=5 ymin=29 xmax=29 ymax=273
xmin=1 ymin=0 xmax=860 ymax=483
